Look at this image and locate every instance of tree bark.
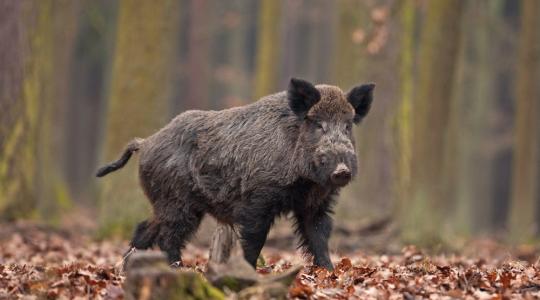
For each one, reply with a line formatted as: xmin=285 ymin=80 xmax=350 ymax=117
xmin=403 ymin=0 xmax=464 ymax=244
xmin=65 ymin=0 xmax=115 ymax=200
xmin=0 ymin=1 xmax=38 ymax=219
xmin=98 ymin=0 xmax=180 ymax=237
xmin=36 ymin=0 xmax=80 ymax=223
xmin=253 ymin=0 xmax=281 ymax=99
xmin=0 ymin=0 xmax=82 ymax=220
xmin=185 ymin=0 xmax=211 ymax=110
xmin=451 ymin=0 xmax=504 ymax=235
xmin=509 ymin=0 xmax=540 ymax=242
xmin=332 ymin=0 xmax=370 ymax=219
xmin=332 ymin=0 xmax=367 ymax=88
xmin=395 ymin=0 xmax=416 ymax=229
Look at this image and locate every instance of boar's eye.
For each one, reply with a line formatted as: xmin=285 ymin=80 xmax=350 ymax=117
xmin=315 ymin=121 xmax=327 ymax=133
xmin=345 ymin=122 xmax=352 ymax=131
xmin=308 ymin=118 xmax=325 ymax=133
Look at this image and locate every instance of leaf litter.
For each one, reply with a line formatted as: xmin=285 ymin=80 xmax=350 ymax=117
xmin=1 ymin=223 xmax=540 ymax=299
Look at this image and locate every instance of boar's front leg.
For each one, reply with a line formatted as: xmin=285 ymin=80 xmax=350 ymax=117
xmin=237 ymin=195 xmax=276 ymax=268
xmin=238 ymin=214 xmax=273 ymax=268
xmin=294 ymin=207 xmax=334 ymax=270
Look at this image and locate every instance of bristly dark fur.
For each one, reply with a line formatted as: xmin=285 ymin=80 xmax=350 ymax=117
xmin=96 ymin=78 xmax=375 ymax=270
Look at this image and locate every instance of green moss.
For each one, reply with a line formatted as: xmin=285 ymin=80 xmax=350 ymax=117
xmin=169 ymin=272 xmax=225 ymax=300
xmin=256 ymin=254 xmax=266 ymax=268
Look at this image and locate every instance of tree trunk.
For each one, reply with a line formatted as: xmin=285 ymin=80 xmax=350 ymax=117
xmin=332 ymin=0 xmax=367 ymax=88
xmin=307 ymin=0 xmax=334 ymax=84
xmin=509 ymin=0 xmax=540 ymax=242
xmin=452 ymin=0 xmax=504 ymax=235
xmin=279 ymin=0 xmax=301 ymax=89
xmin=395 ymin=0 xmax=417 ymax=228
xmin=0 ymin=1 xmax=39 ymax=219
xmin=98 ymin=0 xmax=180 ymax=237
xmin=403 ymin=0 xmax=464 ymax=244
xmin=65 ymin=0 xmax=115 ymax=200
xmin=221 ymin=0 xmax=254 ymax=106
xmin=36 ymin=0 xmax=80 ymax=223
xmin=332 ymin=0 xmax=371 ymax=219
xmin=185 ymin=0 xmax=211 ymax=109
xmin=0 ymin=1 xmax=81 ymax=220
xmin=253 ymin=0 xmax=281 ymax=99
xmin=124 ymin=251 xmax=225 ymax=300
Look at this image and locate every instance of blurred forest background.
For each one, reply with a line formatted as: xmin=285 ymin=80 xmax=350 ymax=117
xmin=1 ymin=0 xmax=539 ymax=249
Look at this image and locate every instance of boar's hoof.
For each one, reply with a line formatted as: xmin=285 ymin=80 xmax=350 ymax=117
xmin=170 ymin=261 xmax=183 ymax=268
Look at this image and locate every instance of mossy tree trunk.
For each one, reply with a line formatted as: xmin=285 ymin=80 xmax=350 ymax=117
xmin=508 ymin=0 xmax=540 ymax=243
xmin=253 ymin=0 xmax=281 ymax=99
xmin=403 ymin=0 xmax=464 ymax=244
xmin=36 ymin=0 xmax=80 ymax=223
xmin=0 ymin=1 xmax=39 ymax=219
xmin=0 ymin=1 xmax=76 ymax=220
xmin=99 ymin=0 xmax=180 ymax=237
xmin=395 ymin=0 xmax=417 ymax=227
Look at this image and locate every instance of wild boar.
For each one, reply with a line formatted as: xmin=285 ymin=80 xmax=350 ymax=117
xmin=96 ymin=78 xmax=375 ymax=270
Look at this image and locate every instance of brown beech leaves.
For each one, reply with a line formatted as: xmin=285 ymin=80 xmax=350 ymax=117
xmin=1 ymin=223 xmax=540 ymax=299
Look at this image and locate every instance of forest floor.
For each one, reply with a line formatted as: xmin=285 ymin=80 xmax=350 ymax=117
xmin=1 ymin=221 xmax=540 ymax=299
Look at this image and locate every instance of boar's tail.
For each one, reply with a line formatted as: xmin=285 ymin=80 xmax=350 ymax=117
xmin=95 ymin=138 xmax=144 ymax=177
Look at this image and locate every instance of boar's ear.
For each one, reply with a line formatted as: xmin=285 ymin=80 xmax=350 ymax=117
xmin=288 ymin=78 xmax=321 ymax=118
xmin=347 ymin=83 xmax=375 ymax=123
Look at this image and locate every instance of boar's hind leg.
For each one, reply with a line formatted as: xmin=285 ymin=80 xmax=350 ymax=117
xmin=130 ymin=219 xmax=160 ymax=249
xmin=294 ymin=209 xmax=334 ymax=270
xmin=156 ymin=211 xmax=204 ymax=265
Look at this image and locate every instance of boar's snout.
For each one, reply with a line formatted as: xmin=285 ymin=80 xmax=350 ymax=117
xmin=330 ymin=163 xmax=352 ymax=187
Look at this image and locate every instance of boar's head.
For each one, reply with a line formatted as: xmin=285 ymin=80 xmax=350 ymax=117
xmin=288 ymin=78 xmax=374 ymax=188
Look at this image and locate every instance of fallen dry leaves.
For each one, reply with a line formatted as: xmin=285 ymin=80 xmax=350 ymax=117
xmin=289 ymin=246 xmax=540 ymax=299
xmin=1 ymin=223 xmax=540 ymax=299
xmin=0 ymin=224 xmax=126 ymax=299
